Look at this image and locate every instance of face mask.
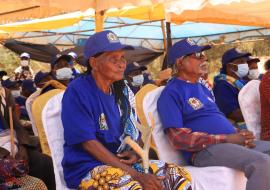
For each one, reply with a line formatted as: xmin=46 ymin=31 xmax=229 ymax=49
xmin=56 ymin=67 xmax=73 ymax=80
xmin=248 ymin=69 xmax=259 ymax=80
xmin=11 ymin=90 xmax=20 ymax=98
xmin=131 ymin=74 xmax=144 ymax=87
xmin=232 ymin=63 xmax=249 ymax=78
xmin=21 ymin=60 xmax=29 ymax=67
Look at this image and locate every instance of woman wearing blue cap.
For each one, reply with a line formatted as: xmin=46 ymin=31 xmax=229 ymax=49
xmin=61 ymin=30 xmax=191 ymax=190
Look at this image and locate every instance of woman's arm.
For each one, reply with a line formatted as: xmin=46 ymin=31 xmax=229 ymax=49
xmin=82 ymin=140 xmax=164 ymax=190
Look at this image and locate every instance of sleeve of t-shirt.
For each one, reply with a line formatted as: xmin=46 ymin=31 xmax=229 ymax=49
xmin=213 ymin=81 xmax=239 ymax=115
xmin=61 ymin=85 xmax=97 ymax=145
xmin=157 ymin=89 xmax=184 ymax=130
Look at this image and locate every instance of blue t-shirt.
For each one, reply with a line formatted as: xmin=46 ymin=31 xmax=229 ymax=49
xmin=61 ymin=75 xmax=123 ymax=188
xmin=213 ymin=79 xmax=246 ymax=116
xmin=157 ymin=78 xmax=236 ymax=162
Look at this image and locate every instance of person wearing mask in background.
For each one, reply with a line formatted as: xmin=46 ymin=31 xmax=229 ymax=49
xmin=14 ymin=53 xmax=34 ymax=81
xmin=247 ymin=56 xmax=260 ymax=80
xmin=40 ymin=53 xmax=73 ymax=94
xmin=124 ymin=62 xmax=153 ymax=94
xmin=259 ymin=60 xmax=270 ymax=141
xmin=213 ymin=48 xmax=250 ymax=129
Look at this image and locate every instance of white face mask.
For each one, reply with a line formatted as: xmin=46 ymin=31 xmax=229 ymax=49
xmin=56 ymin=67 xmax=73 ymax=80
xmin=233 ymin=63 xmax=249 ymax=78
xmin=131 ymin=74 xmax=144 ymax=87
xmin=248 ymin=69 xmax=259 ymax=80
xmin=21 ymin=60 xmax=29 ymax=67
xmin=11 ymin=90 xmax=21 ymax=97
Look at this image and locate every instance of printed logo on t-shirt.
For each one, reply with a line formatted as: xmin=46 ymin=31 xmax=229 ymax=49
xmin=188 ymin=97 xmax=203 ymax=110
xmin=99 ymin=113 xmax=109 ymax=130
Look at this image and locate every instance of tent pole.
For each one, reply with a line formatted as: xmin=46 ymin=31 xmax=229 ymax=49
xmin=162 ymin=21 xmax=172 ymax=69
xmin=161 ymin=20 xmax=167 ymax=54
xmin=95 ymin=10 xmax=104 ymax=32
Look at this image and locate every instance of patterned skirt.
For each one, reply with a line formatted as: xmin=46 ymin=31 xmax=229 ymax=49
xmin=79 ymin=160 xmax=192 ymax=190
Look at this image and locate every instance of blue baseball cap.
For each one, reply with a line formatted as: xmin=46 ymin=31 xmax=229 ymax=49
xmin=51 ymin=53 xmax=73 ymax=68
xmin=221 ymin=48 xmax=251 ymax=74
xmin=22 ymin=79 xmax=36 ymax=94
xmin=2 ymin=79 xmax=18 ymax=89
xmin=124 ymin=62 xmax=147 ymax=76
xmin=34 ymin=71 xmax=50 ymax=85
xmin=84 ymin=30 xmax=133 ymax=60
xmin=168 ymin=38 xmax=211 ymax=64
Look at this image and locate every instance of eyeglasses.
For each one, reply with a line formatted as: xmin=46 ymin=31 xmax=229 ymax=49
xmin=108 ymin=56 xmax=127 ymax=65
xmin=184 ymin=51 xmax=206 ymax=60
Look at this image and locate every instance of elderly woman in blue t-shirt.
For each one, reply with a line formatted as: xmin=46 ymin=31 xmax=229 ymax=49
xmin=61 ymin=30 xmax=191 ymax=190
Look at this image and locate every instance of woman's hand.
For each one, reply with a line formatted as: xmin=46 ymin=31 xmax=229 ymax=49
xmin=131 ymin=171 xmax=165 ymax=190
xmin=117 ymin=151 xmax=140 ymax=165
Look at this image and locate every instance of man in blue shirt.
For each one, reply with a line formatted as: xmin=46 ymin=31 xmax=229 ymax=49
xmin=157 ymin=38 xmax=270 ymax=190
xmin=213 ymin=48 xmax=251 ymax=129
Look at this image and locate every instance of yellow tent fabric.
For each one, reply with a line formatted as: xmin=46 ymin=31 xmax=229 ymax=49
xmin=0 ymin=11 xmax=92 ymax=32
xmin=0 ymin=0 xmax=158 ymax=22
xmin=0 ymin=0 xmax=270 ymax=33
xmin=107 ymin=1 xmax=270 ymax=28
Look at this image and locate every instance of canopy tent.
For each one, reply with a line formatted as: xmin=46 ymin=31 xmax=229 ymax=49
xmin=0 ymin=0 xmax=270 ymax=28
xmin=3 ymin=40 xmax=163 ymax=65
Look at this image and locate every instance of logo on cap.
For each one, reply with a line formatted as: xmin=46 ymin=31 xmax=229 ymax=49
xmin=107 ymin=32 xmax=119 ymax=43
xmin=186 ymin=38 xmax=196 ymax=46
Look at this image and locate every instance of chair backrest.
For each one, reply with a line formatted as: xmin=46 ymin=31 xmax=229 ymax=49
xmin=32 ymin=89 xmax=64 ymax=156
xmin=26 ymin=89 xmax=41 ymax=136
xmin=239 ymin=80 xmax=261 ymax=139
xmin=42 ymin=92 xmax=72 ymax=190
xmin=136 ymin=85 xmax=187 ymax=165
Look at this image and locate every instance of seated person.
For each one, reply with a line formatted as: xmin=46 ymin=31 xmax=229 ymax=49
xmin=0 ymin=85 xmax=55 ymax=189
xmin=40 ymin=54 xmax=73 ymax=94
xmin=213 ymin=48 xmax=250 ymax=129
xmin=247 ymin=56 xmax=260 ymax=80
xmin=124 ymin=62 xmax=154 ymax=94
xmin=157 ymin=38 xmax=270 ymax=190
xmin=260 ymin=59 xmax=270 ymax=140
xmin=62 ymin=30 xmax=191 ymax=190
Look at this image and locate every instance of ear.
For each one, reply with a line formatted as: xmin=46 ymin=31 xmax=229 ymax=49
xmin=89 ymin=57 xmax=98 ymax=71
xmin=175 ymin=58 xmax=182 ymax=69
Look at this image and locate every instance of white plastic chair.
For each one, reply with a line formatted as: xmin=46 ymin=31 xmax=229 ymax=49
xmin=42 ymin=92 xmax=73 ymax=190
xmin=142 ymin=86 xmax=247 ymax=190
xmin=239 ymin=80 xmax=261 ymax=140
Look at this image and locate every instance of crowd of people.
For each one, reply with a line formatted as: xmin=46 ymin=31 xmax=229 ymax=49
xmin=0 ymin=30 xmax=269 ymax=190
